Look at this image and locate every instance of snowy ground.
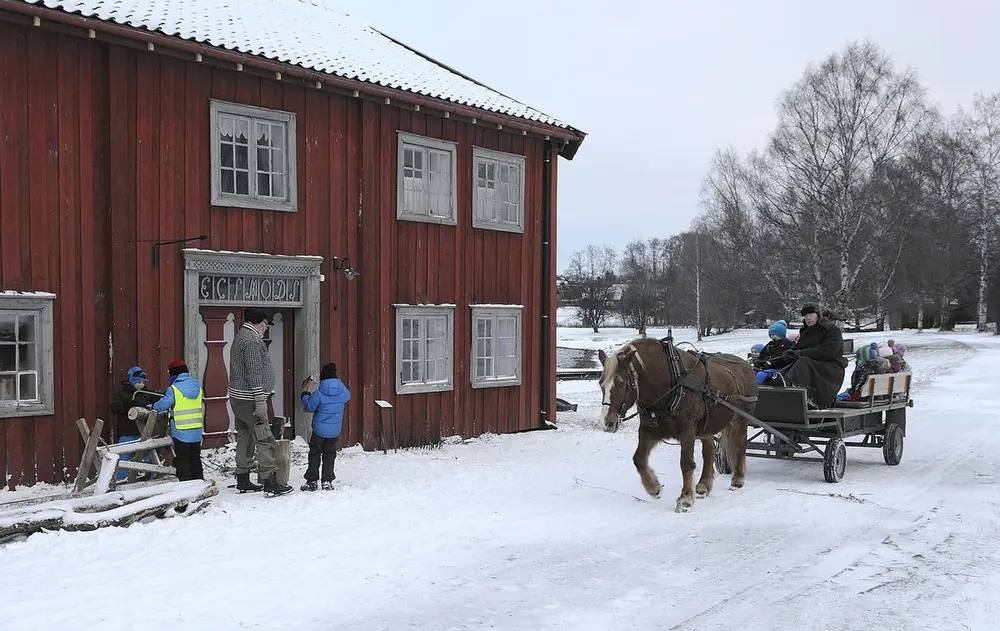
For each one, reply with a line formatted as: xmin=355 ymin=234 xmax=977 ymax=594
xmin=1 ymin=326 xmax=999 ymax=630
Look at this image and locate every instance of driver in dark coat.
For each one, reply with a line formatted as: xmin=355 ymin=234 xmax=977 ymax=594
xmin=778 ymin=303 xmax=849 ymax=408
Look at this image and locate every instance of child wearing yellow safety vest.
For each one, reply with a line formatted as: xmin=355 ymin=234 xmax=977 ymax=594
xmin=152 ymin=359 xmax=205 ymax=482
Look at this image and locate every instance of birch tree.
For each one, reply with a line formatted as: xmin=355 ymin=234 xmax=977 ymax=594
xmin=757 ymin=40 xmax=931 ymax=316
xmin=700 ymin=148 xmax=792 ymax=315
xmin=955 ymin=92 xmax=1000 ymax=332
xmin=904 ymin=125 xmax=979 ymax=329
xmin=849 ymin=156 xmax=922 ymax=327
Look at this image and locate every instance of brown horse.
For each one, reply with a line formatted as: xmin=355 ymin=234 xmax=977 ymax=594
xmin=598 ymin=337 xmax=758 ymax=513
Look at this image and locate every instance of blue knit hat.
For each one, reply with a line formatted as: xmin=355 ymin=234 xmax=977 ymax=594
xmin=127 ymin=366 xmax=147 ymax=386
xmin=768 ymin=320 xmax=787 ymax=338
xmin=751 ymin=343 xmax=765 ymax=354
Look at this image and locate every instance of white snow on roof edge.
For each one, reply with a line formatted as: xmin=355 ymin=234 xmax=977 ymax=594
xmin=17 ymin=0 xmax=584 ymax=135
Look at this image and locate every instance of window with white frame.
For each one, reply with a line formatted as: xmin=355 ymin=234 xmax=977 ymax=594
xmin=0 ymin=293 xmax=55 ymax=418
xmin=471 ymin=305 xmax=522 ymax=388
xmin=395 ymin=305 xmax=455 ymax=394
xmin=210 ymin=99 xmax=297 ymax=212
xmin=472 ymin=147 xmax=525 ymax=233
xmin=397 ymin=132 xmax=457 ymax=224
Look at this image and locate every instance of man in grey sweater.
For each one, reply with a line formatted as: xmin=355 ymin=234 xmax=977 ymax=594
xmin=228 ymin=307 xmax=292 ymax=496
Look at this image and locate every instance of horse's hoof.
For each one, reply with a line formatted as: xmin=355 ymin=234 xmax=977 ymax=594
xmin=675 ymin=500 xmax=693 ymax=513
xmin=729 ymin=483 xmax=744 ymax=491
xmin=696 ymin=483 xmax=710 ymax=498
xmin=647 ymin=484 xmax=662 ymax=499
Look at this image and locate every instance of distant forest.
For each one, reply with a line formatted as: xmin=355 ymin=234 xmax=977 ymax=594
xmin=558 ymin=40 xmax=1000 ymax=336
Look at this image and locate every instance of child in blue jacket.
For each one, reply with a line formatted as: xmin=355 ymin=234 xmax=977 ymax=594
xmin=300 ymin=362 xmax=352 ymax=491
xmin=152 ymin=359 xmax=205 ymax=483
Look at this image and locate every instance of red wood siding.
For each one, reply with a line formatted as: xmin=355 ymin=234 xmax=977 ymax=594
xmin=0 ymin=17 xmax=558 ymax=487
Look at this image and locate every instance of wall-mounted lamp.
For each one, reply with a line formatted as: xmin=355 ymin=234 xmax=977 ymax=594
xmin=331 ymin=256 xmax=360 ymax=311
xmin=332 ymin=256 xmax=360 ymax=280
xmin=150 ymin=235 xmax=209 ymax=267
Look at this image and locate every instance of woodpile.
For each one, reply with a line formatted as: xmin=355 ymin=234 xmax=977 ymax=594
xmin=0 ymin=479 xmax=218 ymax=544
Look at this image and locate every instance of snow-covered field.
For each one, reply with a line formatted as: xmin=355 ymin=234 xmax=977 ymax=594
xmin=2 ymin=326 xmax=999 ymax=630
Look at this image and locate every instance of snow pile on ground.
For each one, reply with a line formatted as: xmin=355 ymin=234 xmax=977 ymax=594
xmin=1 ymin=328 xmax=998 ymax=630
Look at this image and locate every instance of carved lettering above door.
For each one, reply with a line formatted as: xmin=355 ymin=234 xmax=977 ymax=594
xmin=198 ymin=274 xmax=303 ymax=306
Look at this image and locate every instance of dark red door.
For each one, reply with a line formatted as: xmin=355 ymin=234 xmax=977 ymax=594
xmin=198 ymin=306 xmax=296 ymax=448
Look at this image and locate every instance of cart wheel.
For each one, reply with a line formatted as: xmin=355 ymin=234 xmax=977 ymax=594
xmin=714 ymin=438 xmax=732 ymax=475
xmin=823 ymin=438 xmax=847 ymax=483
xmin=883 ymin=423 xmax=904 ymax=466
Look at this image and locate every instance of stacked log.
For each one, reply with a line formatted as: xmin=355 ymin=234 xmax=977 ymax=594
xmin=0 ymin=479 xmax=219 ymax=544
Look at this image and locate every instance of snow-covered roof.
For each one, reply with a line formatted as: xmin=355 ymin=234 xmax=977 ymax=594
xmin=17 ymin=0 xmax=583 ymax=138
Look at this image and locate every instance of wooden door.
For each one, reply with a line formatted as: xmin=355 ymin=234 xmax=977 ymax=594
xmin=197 ymin=307 xmax=295 ymax=448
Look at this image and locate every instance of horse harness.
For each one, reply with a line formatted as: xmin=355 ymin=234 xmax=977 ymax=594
xmin=613 ymin=339 xmax=758 ymax=434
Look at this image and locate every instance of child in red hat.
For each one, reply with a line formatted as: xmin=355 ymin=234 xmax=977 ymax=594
xmin=153 ymin=359 xmax=205 ymax=488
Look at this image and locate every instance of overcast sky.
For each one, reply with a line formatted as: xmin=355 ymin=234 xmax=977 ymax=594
xmin=332 ymin=0 xmax=1000 ymax=272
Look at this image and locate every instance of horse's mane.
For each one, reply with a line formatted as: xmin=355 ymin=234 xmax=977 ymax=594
xmin=601 ymin=337 xmax=650 ymax=383
xmin=599 ymin=344 xmax=622 ymax=384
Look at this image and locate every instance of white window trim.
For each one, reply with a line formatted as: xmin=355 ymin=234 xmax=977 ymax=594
xmin=472 ymin=147 xmax=526 ymax=234
xmin=396 ymin=131 xmax=458 ymax=225
xmin=0 ymin=293 xmax=55 ymax=418
xmin=470 ymin=304 xmax=523 ymax=389
xmin=210 ymin=99 xmax=298 ymax=213
xmin=394 ymin=304 xmax=456 ymax=395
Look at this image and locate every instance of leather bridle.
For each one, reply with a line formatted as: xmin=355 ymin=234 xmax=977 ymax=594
xmin=601 ymin=370 xmax=639 ymax=422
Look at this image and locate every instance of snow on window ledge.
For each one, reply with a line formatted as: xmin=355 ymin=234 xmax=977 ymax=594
xmin=0 ymin=291 xmax=56 ymax=298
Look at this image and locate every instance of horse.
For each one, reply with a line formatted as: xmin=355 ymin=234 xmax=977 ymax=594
xmin=597 ymin=337 xmax=758 ymax=513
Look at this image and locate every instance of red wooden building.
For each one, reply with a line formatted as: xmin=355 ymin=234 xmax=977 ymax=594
xmin=0 ymin=0 xmax=585 ymax=487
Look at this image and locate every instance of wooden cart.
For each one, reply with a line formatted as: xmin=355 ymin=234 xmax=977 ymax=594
xmin=716 ymin=372 xmax=913 ymax=483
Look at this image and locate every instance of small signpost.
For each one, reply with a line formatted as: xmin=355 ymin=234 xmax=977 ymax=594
xmin=375 ymin=400 xmax=397 ymax=454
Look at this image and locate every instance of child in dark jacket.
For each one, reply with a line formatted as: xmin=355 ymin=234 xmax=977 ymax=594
xmin=837 ymin=343 xmax=890 ymax=401
xmin=109 ymin=365 xmax=164 ymax=481
xmin=753 ymin=320 xmax=795 ymax=371
xmin=751 ymin=321 xmax=795 ymax=384
xmin=300 ymin=362 xmax=352 ymax=491
xmin=109 ymin=366 xmax=163 ymax=441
